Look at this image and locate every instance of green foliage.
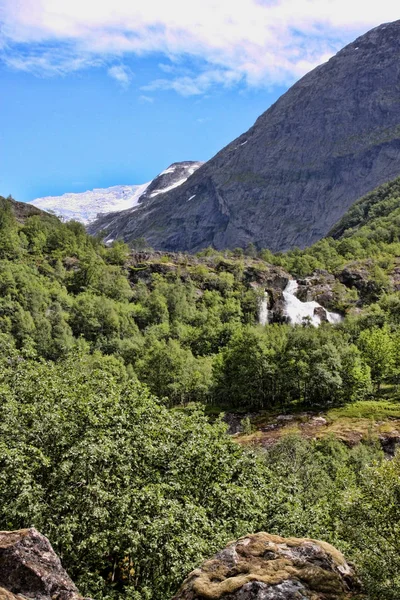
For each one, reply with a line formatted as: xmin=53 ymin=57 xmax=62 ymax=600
xmin=0 ymin=194 xmax=397 ymax=408
xmin=343 ymin=452 xmax=400 ymax=599
xmin=213 ymin=325 xmax=371 ymax=409
xmin=0 ymin=348 xmax=269 ymax=599
xmin=262 ymin=435 xmax=381 ymax=542
xmin=358 ymin=325 xmax=394 ymax=390
xmin=2 ymin=191 xmax=400 ymax=599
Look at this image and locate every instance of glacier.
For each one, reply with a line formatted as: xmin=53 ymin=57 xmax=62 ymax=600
xmin=30 ymin=162 xmax=203 ymax=226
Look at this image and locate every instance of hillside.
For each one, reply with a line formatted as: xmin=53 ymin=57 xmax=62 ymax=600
xmin=1 ymin=190 xmax=400 ymax=598
xmin=88 ymin=20 xmax=400 ymax=253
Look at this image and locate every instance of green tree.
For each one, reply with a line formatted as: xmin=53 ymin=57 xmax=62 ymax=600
xmin=358 ymin=325 xmax=394 ymax=390
xmin=343 ymin=452 xmax=400 ymax=600
xmin=0 ymin=348 xmax=269 ymax=599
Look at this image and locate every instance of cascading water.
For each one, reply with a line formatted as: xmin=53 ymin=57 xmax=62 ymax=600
xmin=283 ymin=280 xmax=342 ymax=326
xmin=258 ymin=292 xmax=269 ymax=326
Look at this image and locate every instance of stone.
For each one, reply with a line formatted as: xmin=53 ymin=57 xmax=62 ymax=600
xmin=172 ymin=532 xmax=360 ymax=600
xmin=313 ymin=306 xmax=329 ymax=322
xmin=0 ymin=528 xmax=85 ymax=600
xmin=312 ymin=417 xmax=328 ymax=426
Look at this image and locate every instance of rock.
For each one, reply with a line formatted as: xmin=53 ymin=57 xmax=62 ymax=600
xmin=337 ymin=261 xmax=383 ymax=302
xmin=266 ymin=290 xmax=289 ymax=324
xmin=243 ymin=266 xmax=289 ymax=291
xmin=313 ymin=306 xmax=329 ymax=322
xmin=172 ymin=532 xmax=360 ymax=600
xmin=379 ymin=434 xmax=400 ymax=456
xmin=0 ymin=528 xmax=85 ymax=600
xmin=311 ymin=416 xmax=328 ymax=426
xmin=0 ymin=587 xmax=19 ymax=600
xmin=295 ymin=271 xmax=354 ymax=313
xmin=337 ymin=264 xmax=370 ymax=290
xmin=223 ymin=413 xmax=260 ymax=435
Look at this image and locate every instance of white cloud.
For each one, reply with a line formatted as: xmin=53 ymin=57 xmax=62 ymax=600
xmin=143 ymin=69 xmax=242 ymax=96
xmin=1 ymin=0 xmax=399 ymax=93
xmin=139 ymin=95 xmax=154 ymax=103
xmin=107 ymin=64 xmax=132 ymax=87
xmin=3 ymin=47 xmax=99 ymax=75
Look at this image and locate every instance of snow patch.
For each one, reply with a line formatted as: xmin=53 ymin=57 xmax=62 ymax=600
xmin=160 ymin=167 xmax=176 ymax=175
xmin=150 ymin=178 xmax=188 ymax=197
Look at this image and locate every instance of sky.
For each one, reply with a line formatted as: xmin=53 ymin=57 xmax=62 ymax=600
xmin=1 ymin=1 xmax=399 ymax=202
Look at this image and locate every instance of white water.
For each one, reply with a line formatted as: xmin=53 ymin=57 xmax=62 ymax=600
xmin=283 ymin=280 xmax=342 ymax=327
xmin=258 ymin=292 xmax=269 ymax=326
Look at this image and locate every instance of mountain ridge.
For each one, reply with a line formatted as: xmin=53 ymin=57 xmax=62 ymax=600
xmin=88 ymin=19 xmax=400 ymax=252
xmin=30 ymin=161 xmax=203 ymax=228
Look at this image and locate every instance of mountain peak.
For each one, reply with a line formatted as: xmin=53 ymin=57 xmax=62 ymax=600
xmin=87 ymin=19 xmax=400 ymax=253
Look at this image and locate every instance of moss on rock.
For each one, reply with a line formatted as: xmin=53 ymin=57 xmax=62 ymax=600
xmin=173 ymin=533 xmax=360 ymax=600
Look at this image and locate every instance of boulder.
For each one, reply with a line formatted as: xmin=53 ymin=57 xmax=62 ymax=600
xmin=172 ymin=532 xmax=360 ymax=600
xmin=0 ymin=528 xmax=85 ymax=600
xmin=313 ymin=306 xmax=329 ymax=323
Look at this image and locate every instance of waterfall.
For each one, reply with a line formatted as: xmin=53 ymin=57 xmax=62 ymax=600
xmin=258 ymin=292 xmax=269 ymax=326
xmin=283 ymin=280 xmax=342 ymax=326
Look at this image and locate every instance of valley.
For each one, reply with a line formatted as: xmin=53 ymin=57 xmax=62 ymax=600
xmin=2 ymin=166 xmax=400 ymax=598
xmin=3 ymin=16 xmax=400 ymax=600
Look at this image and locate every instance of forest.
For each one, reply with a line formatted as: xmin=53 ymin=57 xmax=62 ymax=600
xmin=1 ymin=177 xmax=400 ymax=599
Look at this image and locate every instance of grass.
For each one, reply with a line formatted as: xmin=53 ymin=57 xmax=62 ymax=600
xmin=327 ymin=398 xmax=400 ymax=421
xmin=234 ymin=398 xmax=400 ymax=448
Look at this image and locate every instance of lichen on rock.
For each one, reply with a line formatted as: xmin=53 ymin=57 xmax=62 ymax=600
xmin=172 ymin=532 xmax=360 ymax=600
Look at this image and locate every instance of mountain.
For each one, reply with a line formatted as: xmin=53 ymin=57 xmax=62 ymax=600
xmin=88 ymin=20 xmax=400 ymax=253
xmin=30 ymin=161 xmax=203 ymax=228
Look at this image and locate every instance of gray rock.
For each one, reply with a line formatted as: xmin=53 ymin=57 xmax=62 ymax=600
xmin=90 ymin=20 xmax=400 ymax=254
xmin=0 ymin=529 xmax=85 ymax=600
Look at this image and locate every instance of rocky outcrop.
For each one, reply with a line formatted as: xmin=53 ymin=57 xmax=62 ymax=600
xmin=173 ymin=533 xmax=360 ymax=600
xmin=0 ymin=529 xmax=84 ymax=600
xmin=88 ymin=20 xmax=400 ymax=253
xmin=296 ymin=271 xmax=355 ymax=312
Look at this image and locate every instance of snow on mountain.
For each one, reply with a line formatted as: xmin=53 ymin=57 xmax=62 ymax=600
xmin=30 ymin=183 xmax=151 ymax=225
xmin=87 ymin=161 xmax=204 ymax=242
xmin=30 ymin=161 xmax=203 ymax=226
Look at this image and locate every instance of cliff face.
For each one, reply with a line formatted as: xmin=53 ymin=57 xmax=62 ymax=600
xmin=96 ymin=20 xmax=400 ymax=252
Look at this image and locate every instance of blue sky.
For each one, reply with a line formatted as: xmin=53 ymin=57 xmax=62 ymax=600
xmin=0 ymin=1 xmax=398 ymax=202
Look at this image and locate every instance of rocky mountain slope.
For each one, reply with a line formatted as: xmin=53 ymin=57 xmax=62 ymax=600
xmin=89 ymin=20 xmax=400 ymax=252
xmin=31 ymin=161 xmax=202 ymax=227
